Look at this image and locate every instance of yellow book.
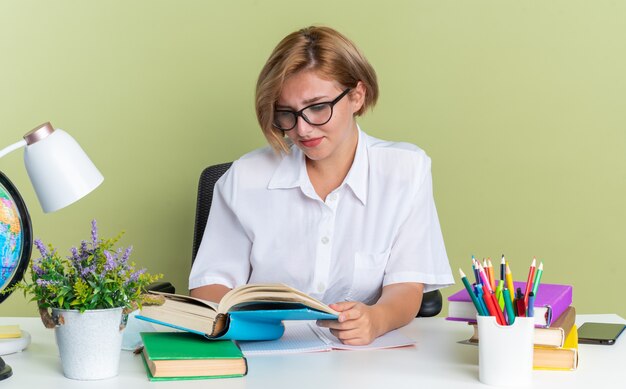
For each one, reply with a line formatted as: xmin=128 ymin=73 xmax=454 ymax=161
xmin=533 ymin=324 xmax=579 ymax=371
xmin=0 ymin=325 xmax=21 ymax=339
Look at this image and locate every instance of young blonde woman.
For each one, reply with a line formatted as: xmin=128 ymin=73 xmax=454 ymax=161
xmin=190 ymin=26 xmax=453 ymax=345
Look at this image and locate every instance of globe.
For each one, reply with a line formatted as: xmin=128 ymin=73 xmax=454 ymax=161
xmin=0 ymin=171 xmax=31 ymax=304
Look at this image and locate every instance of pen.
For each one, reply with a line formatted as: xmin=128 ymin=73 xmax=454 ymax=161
xmin=523 ymin=257 xmax=536 ymax=308
xmin=531 ymin=261 xmax=543 ymax=297
xmin=500 ymin=255 xmax=505 ymax=282
xmin=527 ymin=291 xmax=535 ymax=317
xmin=503 ymin=288 xmax=515 ymax=325
xmin=515 ymin=287 xmax=526 ymax=317
xmin=505 ymin=262 xmax=515 ymax=305
xmin=459 ymin=269 xmax=487 ymax=317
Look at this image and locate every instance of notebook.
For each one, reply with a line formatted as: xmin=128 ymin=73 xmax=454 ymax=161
xmin=237 ymin=321 xmax=415 ymax=355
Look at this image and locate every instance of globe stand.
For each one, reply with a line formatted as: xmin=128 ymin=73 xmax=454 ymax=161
xmin=0 ymin=357 xmax=12 ymax=380
xmin=0 ymin=331 xmax=31 ymax=381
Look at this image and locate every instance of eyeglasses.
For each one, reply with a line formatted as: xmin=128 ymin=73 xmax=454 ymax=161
xmin=273 ymin=88 xmax=352 ymax=131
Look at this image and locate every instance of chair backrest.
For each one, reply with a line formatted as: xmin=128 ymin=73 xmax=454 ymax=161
xmin=191 ymin=162 xmax=442 ymax=317
xmin=192 ymin=162 xmax=233 ymax=262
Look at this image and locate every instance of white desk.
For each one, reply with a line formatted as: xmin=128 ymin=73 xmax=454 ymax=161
xmin=2 ymin=314 xmax=625 ymax=388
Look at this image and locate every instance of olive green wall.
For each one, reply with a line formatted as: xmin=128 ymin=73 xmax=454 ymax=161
xmin=1 ymin=1 xmax=624 ymax=318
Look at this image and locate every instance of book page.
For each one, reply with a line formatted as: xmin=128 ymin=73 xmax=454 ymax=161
xmin=237 ymin=321 xmax=415 ymax=356
xmin=312 ymin=324 xmax=416 ymax=350
xmin=237 ymin=321 xmax=331 ymax=355
xmin=149 ymin=291 xmax=219 ymax=311
xmin=218 ymin=283 xmax=338 ymax=315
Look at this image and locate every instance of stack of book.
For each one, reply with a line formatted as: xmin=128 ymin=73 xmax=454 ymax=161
xmin=139 ymin=332 xmax=248 ymax=381
xmin=448 ymin=282 xmax=578 ymax=370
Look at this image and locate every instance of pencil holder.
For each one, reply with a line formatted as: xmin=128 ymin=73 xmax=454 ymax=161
xmin=477 ymin=316 xmax=534 ymax=387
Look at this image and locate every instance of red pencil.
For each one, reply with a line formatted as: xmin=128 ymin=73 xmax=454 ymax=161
xmin=523 ymin=257 xmax=537 ymax=307
xmin=481 ymin=283 xmax=506 ymax=325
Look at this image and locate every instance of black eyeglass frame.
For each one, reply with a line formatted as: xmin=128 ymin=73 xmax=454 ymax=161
xmin=273 ymin=88 xmax=352 ymax=131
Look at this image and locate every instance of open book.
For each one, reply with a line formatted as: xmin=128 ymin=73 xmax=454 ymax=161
xmin=136 ymin=284 xmax=339 ymax=341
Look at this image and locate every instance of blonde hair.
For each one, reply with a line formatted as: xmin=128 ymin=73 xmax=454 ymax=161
xmin=255 ymin=26 xmax=379 ymax=153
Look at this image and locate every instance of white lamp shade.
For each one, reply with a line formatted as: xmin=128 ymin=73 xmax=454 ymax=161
xmin=23 ymin=129 xmax=104 ymax=213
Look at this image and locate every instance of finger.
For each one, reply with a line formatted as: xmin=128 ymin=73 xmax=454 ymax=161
xmin=338 ymin=306 xmax=363 ymax=323
xmin=316 ymin=319 xmax=336 ymax=328
xmin=339 ymin=337 xmax=373 ymax=346
xmin=329 ymin=327 xmax=362 ymax=341
xmin=329 ymin=301 xmax=358 ymax=312
xmin=329 ymin=328 xmax=375 ymax=345
xmin=317 ymin=319 xmax=358 ymax=330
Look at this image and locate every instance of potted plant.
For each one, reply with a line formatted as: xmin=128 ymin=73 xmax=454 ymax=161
xmin=8 ymin=220 xmax=161 ymax=380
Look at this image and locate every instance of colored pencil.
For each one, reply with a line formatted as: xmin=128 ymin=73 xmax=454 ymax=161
xmin=471 ymin=256 xmax=480 ymax=285
xmin=487 ymin=258 xmax=496 ymax=291
xmin=496 ymin=280 xmax=505 ymax=311
xmin=505 ymin=262 xmax=515 ymax=305
xmin=477 ymin=261 xmax=493 ymax=293
xmin=481 ymin=283 xmax=506 ymax=325
xmin=503 ymin=288 xmax=516 ymax=325
xmin=523 ymin=257 xmax=536 ymax=307
xmin=531 ymin=261 xmax=543 ymax=297
xmin=459 ymin=269 xmax=486 ymax=317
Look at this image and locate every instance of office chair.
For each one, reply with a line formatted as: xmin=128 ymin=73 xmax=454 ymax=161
xmin=151 ymin=162 xmax=443 ymax=317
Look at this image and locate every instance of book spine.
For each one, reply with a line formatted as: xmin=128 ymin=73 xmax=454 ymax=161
xmin=544 ymin=286 xmax=573 ymax=327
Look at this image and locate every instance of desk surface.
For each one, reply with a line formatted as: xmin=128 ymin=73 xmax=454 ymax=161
xmin=2 ymin=314 xmax=625 ymax=388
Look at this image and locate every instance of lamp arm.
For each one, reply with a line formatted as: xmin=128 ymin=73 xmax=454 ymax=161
xmin=0 ymin=139 xmax=27 ymax=159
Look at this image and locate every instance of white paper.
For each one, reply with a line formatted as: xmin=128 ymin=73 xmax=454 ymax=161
xmin=238 ymin=321 xmax=415 ymax=356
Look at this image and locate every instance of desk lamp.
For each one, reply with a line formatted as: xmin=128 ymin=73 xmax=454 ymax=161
xmin=0 ymin=122 xmax=103 ymax=380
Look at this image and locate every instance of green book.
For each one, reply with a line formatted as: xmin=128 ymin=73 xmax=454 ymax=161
xmin=139 ymin=332 xmax=247 ymax=380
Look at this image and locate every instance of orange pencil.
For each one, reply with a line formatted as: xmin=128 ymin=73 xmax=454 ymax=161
xmin=523 ymin=257 xmax=537 ymax=307
xmin=487 ymin=258 xmax=496 ymax=291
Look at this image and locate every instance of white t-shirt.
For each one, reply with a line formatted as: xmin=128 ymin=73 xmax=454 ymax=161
xmin=189 ymin=129 xmax=454 ymax=305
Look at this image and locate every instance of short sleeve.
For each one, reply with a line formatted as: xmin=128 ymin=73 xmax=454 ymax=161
xmin=188 ymin=164 xmax=252 ymax=290
xmin=383 ymin=157 xmax=455 ymax=292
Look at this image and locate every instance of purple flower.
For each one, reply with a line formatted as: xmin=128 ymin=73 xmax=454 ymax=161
xmin=70 ymin=247 xmax=80 ymax=261
xmin=103 ymin=251 xmax=117 ymax=271
xmin=36 ymin=279 xmax=54 ymax=287
xmin=120 ymin=246 xmax=132 ymax=264
xmin=31 ymin=262 xmax=45 ymax=276
xmin=127 ymin=268 xmax=146 ymax=284
xmin=91 ymin=219 xmax=98 ymax=246
xmin=34 ymin=239 xmax=48 ymax=258
xmin=79 ymin=240 xmax=88 ymax=256
xmin=81 ymin=264 xmax=96 ymax=277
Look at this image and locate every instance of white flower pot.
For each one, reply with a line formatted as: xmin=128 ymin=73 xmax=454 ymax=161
xmin=51 ymin=307 xmax=126 ymax=380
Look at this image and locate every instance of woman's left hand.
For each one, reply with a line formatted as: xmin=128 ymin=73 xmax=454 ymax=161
xmin=316 ymin=301 xmax=383 ymax=345
xmin=316 ymin=283 xmax=424 ymax=346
